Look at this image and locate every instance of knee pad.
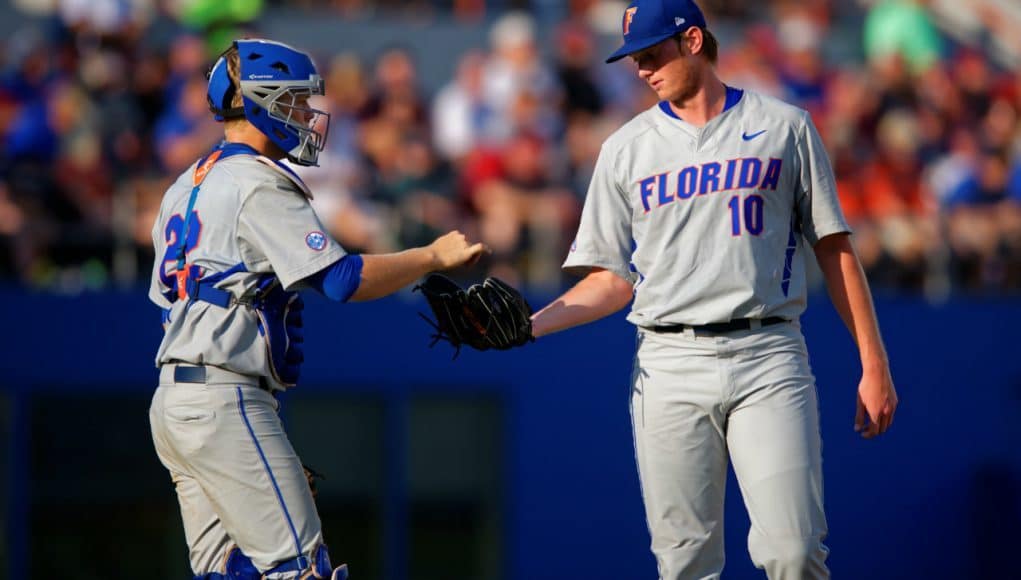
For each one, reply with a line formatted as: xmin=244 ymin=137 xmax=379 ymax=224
xmin=196 ymin=544 xmax=348 ymax=580
xmin=296 ymin=544 xmax=348 ymax=579
xmin=193 ymin=547 xmax=261 ymax=579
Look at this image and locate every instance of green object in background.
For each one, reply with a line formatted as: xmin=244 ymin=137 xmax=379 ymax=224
xmin=205 ymin=26 xmax=247 ymax=58
xmin=177 ymin=0 xmax=265 ymax=59
xmin=180 ymin=0 xmax=264 ymax=29
xmin=864 ymin=0 xmax=943 ymax=73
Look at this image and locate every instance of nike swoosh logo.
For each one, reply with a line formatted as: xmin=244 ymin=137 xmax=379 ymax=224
xmin=742 ymin=130 xmax=767 ymax=141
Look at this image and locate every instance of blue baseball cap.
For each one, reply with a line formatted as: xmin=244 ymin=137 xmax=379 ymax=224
xmin=605 ymin=0 xmax=707 ymax=63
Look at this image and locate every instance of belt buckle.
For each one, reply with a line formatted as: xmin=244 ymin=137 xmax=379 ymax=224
xmin=173 ymin=365 xmax=206 ymax=384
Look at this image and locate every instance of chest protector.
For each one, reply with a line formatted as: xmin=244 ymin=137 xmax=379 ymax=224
xmin=247 ymin=275 xmax=304 ymax=387
xmin=164 ymin=142 xmax=308 ymax=387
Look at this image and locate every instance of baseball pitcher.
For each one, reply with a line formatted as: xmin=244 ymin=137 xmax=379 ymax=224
xmin=528 ymin=1 xmax=899 ymax=578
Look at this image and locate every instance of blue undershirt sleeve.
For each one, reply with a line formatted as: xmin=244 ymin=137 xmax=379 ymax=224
xmin=306 ymin=254 xmax=363 ymax=302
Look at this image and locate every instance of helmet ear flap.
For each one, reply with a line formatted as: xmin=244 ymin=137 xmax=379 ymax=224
xmin=206 ymin=44 xmax=245 ymax=122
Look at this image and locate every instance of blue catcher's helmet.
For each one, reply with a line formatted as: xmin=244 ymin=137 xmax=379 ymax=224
xmin=206 ymin=39 xmax=330 ymax=166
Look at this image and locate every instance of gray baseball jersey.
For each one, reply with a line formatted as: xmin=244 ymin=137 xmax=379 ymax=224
xmin=148 ymin=147 xmax=345 ymax=576
xmin=563 ymin=89 xmax=850 ymax=326
xmin=148 ymin=153 xmax=345 ymax=388
xmin=566 ymin=88 xmax=843 ymax=579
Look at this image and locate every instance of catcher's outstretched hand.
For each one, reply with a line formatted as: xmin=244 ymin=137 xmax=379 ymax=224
xmin=414 ymin=274 xmax=533 ymax=357
xmin=428 ymin=230 xmax=487 ymax=270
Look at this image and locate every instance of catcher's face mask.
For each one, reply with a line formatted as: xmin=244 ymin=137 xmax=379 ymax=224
xmin=207 ymin=39 xmax=331 ymax=167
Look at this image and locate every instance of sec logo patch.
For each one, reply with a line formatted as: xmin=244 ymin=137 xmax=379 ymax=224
xmin=305 ymin=231 xmax=327 ymax=251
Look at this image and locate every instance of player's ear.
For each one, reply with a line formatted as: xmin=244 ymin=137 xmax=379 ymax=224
xmin=682 ymin=26 xmax=704 ymax=58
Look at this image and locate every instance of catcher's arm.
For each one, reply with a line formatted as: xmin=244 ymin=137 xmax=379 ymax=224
xmin=350 ymin=231 xmax=486 ymax=301
xmin=530 ymin=268 xmax=633 ymax=338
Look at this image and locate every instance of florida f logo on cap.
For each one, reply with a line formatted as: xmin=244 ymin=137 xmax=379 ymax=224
xmin=606 ymin=0 xmax=708 ymax=63
xmin=623 ymin=7 xmax=639 ymax=36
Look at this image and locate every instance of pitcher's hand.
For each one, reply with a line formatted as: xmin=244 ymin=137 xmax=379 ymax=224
xmin=855 ymin=365 xmax=898 ymax=439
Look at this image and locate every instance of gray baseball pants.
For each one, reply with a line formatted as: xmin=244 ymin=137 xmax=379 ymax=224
xmin=630 ymin=322 xmax=829 ymax=580
xmin=150 ymin=365 xmax=324 ymax=577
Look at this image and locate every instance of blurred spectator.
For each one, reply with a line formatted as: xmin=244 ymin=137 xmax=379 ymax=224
xmin=432 ymin=50 xmax=492 ymax=163
xmin=929 ymin=0 xmax=1021 ymax=70
xmin=772 ymin=3 xmax=829 ymax=115
xmin=462 ymin=132 xmax=579 ymax=289
xmin=163 ymin=34 xmax=208 ymax=106
xmin=480 ymin=11 xmax=560 ymax=143
xmin=123 ymin=174 xmax=166 ymax=281
xmin=1003 ymin=161 xmax=1021 ymax=287
xmin=943 ymin=147 xmax=1013 ymax=290
xmin=951 ymin=48 xmax=997 ymax=125
xmin=864 ymin=0 xmax=944 ymax=74
xmin=153 ymin=73 xmax=221 ymax=172
xmin=562 ymin=111 xmax=619 ymax=198
xmin=359 ymin=45 xmax=429 ymax=132
xmin=554 ymin=21 xmax=604 ymax=117
xmin=58 ymin=0 xmax=154 ymax=39
xmin=0 ymin=0 xmax=1019 ymax=296
xmin=295 ymin=54 xmax=394 ymax=254
xmin=717 ymin=24 xmax=784 ymax=98
xmin=858 ymin=109 xmax=935 ymax=289
xmin=0 ymin=183 xmax=26 ymax=279
xmin=374 ymin=134 xmax=463 ymax=250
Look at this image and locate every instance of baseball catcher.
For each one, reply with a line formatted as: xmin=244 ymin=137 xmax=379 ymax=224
xmin=148 ymin=37 xmax=486 ymax=580
xmin=415 ymin=274 xmax=534 ymax=356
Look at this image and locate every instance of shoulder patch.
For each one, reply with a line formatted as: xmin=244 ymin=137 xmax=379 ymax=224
xmin=305 ymin=231 xmax=327 ymax=251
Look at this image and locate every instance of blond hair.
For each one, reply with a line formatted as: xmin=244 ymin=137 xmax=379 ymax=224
xmin=222 ymin=44 xmax=246 ymax=131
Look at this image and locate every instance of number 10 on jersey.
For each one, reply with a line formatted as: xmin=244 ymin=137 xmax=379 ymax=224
xmin=729 ymin=194 xmax=764 ymax=236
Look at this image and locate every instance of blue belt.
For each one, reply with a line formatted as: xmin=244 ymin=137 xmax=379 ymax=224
xmin=171 ymin=364 xmax=271 ymax=391
xmin=173 ymin=365 xmax=207 ymax=383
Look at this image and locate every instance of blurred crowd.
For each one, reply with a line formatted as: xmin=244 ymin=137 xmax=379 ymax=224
xmin=1 ymin=0 xmax=1020 ymax=295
